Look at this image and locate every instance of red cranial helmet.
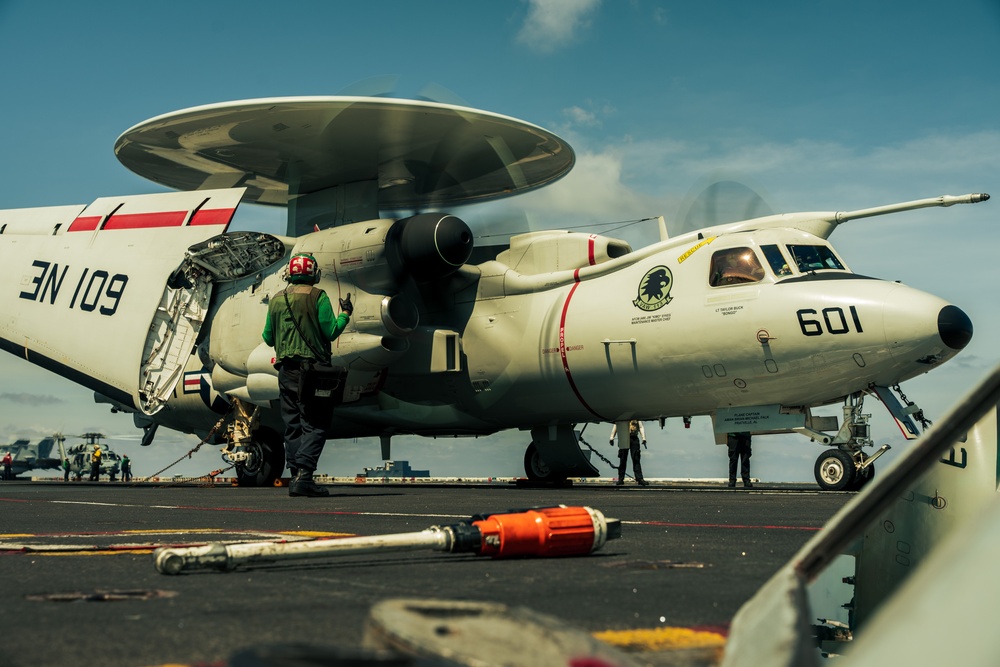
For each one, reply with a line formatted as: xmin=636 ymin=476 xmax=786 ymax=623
xmin=288 ymin=253 xmax=320 ymax=283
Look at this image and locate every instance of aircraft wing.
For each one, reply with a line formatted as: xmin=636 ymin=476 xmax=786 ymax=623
xmin=0 ymin=188 xmax=245 ymax=414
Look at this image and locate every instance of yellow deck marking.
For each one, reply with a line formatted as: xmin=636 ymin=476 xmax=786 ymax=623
xmin=593 ymin=626 xmax=727 ymax=651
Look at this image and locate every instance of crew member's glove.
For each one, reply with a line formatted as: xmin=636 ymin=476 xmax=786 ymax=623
xmin=609 ymin=439 xmax=614 ymax=447
xmin=339 ymin=293 xmax=353 ymax=315
xmin=642 ymin=440 xmax=647 ymax=449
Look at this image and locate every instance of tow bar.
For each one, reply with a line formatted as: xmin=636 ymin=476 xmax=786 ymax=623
xmin=153 ymin=505 xmax=621 ymax=575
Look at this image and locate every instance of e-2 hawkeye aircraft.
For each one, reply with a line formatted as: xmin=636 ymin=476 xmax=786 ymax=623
xmin=0 ymin=97 xmax=986 ymax=489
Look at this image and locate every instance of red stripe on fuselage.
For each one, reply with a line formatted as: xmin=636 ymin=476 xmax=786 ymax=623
xmin=588 ymin=234 xmax=597 ymax=265
xmin=189 ymin=208 xmax=235 ymax=226
xmin=68 ymin=216 xmax=101 ymax=232
xmin=559 ymin=282 xmax=605 ymax=420
xmin=67 ymin=208 xmax=235 ymax=231
xmin=103 ymin=211 xmax=187 ymax=230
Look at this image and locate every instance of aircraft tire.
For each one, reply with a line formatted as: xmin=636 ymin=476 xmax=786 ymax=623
xmin=814 ymin=449 xmax=856 ymax=491
xmin=524 ymin=442 xmax=553 ymax=481
xmin=236 ymin=428 xmax=284 ymax=487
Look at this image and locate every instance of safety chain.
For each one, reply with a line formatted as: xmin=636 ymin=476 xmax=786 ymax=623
xmin=893 ymin=384 xmax=933 ymax=430
xmin=152 ymin=463 xmax=237 ymax=489
xmin=133 ymin=411 xmax=232 ymax=487
xmin=577 ymin=435 xmax=632 ymax=481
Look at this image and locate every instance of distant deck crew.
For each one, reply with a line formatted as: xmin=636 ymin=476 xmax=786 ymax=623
xmin=89 ymin=446 xmax=102 ymax=481
xmin=727 ymin=432 xmax=753 ymax=488
xmin=610 ymin=420 xmax=649 ymax=486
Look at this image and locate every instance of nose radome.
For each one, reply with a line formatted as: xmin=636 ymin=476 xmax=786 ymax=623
xmin=938 ymin=305 xmax=973 ymax=350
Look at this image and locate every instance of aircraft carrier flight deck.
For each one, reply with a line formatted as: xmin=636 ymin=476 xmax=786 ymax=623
xmin=0 ymin=479 xmax=851 ymax=667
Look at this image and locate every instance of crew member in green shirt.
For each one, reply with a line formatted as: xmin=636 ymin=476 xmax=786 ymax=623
xmin=263 ymin=252 xmax=351 ymax=497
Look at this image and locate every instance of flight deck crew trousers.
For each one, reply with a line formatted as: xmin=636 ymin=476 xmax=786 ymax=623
xmin=277 ymin=359 xmax=333 ymax=475
xmin=728 ymin=433 xmax=752 ymax=485
xmin=617 ymin=437 xmax=645 ymax=483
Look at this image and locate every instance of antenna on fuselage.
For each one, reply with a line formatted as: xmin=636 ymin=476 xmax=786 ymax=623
xmin=657 ymin=215 xmax=669 ymax=242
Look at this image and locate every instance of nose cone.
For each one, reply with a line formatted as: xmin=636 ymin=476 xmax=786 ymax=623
xmin=883 ymin=285 xmax=970 ymax=368
xmin=938 ymin=305 xmax=973 ymax=350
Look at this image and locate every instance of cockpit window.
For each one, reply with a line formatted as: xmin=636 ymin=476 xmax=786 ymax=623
xmin=709 ymin=248 xmax=766 ymax=287
xmin=787 ymin=245 xmax=845 ymax=272
xmin=761 ymin=244 xmax=792 ymax=276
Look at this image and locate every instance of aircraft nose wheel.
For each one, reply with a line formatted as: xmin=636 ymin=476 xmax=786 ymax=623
xmin=814 ymin=449 xmax=856 ymax=491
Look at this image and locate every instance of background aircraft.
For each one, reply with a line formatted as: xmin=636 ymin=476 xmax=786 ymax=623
xmin=2 ymin=435 xmax=62 ymax=479
xmin=1 ymin=432 xmax=123 ymax=480
xmin=0 ymin=95 xmax=985 ymax=488
xmin=63 ymin=433 xmax=123 ymax=481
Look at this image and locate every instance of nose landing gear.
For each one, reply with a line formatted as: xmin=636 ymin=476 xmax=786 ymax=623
xmin=814 ymin=445 xmax=888 ymax=491
xmin=813 ymin=393 xmax=892 ymax=491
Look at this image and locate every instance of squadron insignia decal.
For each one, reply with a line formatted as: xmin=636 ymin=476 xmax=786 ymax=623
xmin=633 ymin=265 xmax=673 ymax=311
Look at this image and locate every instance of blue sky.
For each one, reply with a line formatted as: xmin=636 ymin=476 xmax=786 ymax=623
xmin=1 ymin=0 xmax=998 ymax=482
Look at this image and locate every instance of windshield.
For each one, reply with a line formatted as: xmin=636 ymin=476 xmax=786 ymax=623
xmin=787 ymin=244 xmax=845 ymax=272
xmin=709 ymin=248 xmax=766 ymax=287
xmin=761 ymin=244 xmax=792 ymax=276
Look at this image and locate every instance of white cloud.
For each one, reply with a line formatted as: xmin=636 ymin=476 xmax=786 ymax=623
xmin=0 ymin=392 xmax=65 ymax=405
xmin=563 ymin=105 xmax=599 ymax=126
xmin=516 ymin=0 xmax=602 ymax=53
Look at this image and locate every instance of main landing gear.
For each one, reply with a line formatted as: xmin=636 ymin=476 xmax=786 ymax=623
xmin=811 ymin=393 xmax=892 ymax=491
xmin=221 ymin=397 xmax=284 ymax=487
xmin=522 ymin=424 xmax=600 ymax=482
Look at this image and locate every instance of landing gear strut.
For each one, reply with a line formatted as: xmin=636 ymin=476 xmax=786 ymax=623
xmin=812 ymin=393 xmax=891 ymax=491
xmin=221 ymin=397 xmax=284 ymax=487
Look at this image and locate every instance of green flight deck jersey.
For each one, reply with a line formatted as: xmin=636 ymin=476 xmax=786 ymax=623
xmin=262 ymin=284 xmax=349 ymax=363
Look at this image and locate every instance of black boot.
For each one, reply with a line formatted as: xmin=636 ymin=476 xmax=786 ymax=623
xmin=289 ymin=470 xmax=329 ymax=497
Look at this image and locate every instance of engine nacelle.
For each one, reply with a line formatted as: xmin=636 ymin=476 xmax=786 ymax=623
xmin=305 ymin=213 xmax=473 ymax=294
xmin=384 ymin=212 xmax=474 ymax=283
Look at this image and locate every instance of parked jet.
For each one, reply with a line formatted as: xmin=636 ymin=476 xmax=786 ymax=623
xmin=0 ymin=97 xmax=986 ymax=488
xmin=1 ymin=435 xmax=62 ymax=478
